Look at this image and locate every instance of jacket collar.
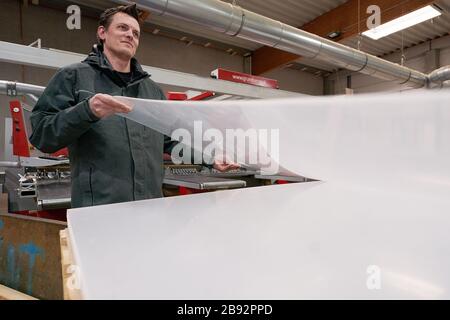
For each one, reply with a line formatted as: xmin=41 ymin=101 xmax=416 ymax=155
xmin=83 ymin=43 xmax=150 ymax=87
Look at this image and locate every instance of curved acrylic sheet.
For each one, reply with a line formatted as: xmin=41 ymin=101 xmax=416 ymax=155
xmin=117 ymin=90 xmax=450 ymax=196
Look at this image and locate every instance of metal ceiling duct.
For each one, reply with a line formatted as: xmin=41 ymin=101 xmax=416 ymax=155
xmin=114 ymin=0 xmax=432 ymax=88
xmin=428 ymin=66 xmax=450 ymax=85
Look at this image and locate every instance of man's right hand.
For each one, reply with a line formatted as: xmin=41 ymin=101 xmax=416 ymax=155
xmin=89 ymin=94 xmax=132 ymax=119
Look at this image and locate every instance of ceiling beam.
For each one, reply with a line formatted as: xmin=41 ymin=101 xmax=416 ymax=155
xmin=138 ymin=9 xmax=151 ymax=24
xmin=252 ymin=0 xmax=435 ymax=75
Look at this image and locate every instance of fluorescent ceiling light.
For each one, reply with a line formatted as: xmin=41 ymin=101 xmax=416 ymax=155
xmin=363 ymin=5 xmax=442 ymax=40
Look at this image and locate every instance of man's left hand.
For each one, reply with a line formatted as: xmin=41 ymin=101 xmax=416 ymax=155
xmin=213 ymin=159 xmax=240 ymax=172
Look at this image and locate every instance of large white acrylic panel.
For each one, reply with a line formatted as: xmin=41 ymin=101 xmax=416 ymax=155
xmin=67 ymin=90 xmax=450 ymax=299
xmin=68 ymin=181 xmax=450 ymax=299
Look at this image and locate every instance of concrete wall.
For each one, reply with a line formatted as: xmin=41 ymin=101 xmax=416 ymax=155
xmin=263 ymin=68 xmax=324 ymax=96
xmin=441 ymin=47 xmax=450 ymax=66
xmin=0 ymin=0 xmax=324 ymax=162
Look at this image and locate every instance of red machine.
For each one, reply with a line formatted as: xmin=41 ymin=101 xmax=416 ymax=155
xmin=167 ymin=91 xmax=215 ymax=101
xmin=9 ymin=100 xmax=31 ymax=158
xmin=6 ymin=100 xmax=68 ymax=221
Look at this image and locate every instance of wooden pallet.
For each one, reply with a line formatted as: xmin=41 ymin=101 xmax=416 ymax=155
xmin=0 ymin=284 xmax=37 ymax=300
xmin=59 ymin=228 xmax=82 ymax=300
xmin=0 ymin=194 xmax=8 ymax=214
xmin=1 ymin=213 xmax=67 ymax=299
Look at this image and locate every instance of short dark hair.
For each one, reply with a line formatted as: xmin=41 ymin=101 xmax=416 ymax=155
xmin=98 ymin=3 xmax=140 ymax=44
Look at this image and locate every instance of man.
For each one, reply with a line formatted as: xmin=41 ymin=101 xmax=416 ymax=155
xmin=30 ymin=3 xmax=237 ymax=208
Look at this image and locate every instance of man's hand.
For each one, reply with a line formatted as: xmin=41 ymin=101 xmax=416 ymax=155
xmin=89 ymin=94 xmax=132 ymax=119
xmin=213 ymin=159 xmax=240 ymax=172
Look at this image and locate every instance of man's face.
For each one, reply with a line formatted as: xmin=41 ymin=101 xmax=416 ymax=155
xmin=98 ymin=12 xmax=140 ymax=60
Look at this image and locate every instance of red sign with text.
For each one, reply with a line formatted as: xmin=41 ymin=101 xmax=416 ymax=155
xmin=211 ymin=68 xmax=279 ymax=89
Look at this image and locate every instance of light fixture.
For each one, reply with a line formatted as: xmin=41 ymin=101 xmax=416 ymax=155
xmin=362 ymin=5 xmax=442 ymax=40
xmin=327 ymin=31 xmax=341 ymax=39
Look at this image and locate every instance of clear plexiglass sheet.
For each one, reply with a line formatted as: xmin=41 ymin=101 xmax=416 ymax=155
xmin=116 ymin=90 xmax=450 ymax=196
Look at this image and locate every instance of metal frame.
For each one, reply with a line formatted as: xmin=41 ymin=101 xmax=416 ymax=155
xmin=0 ymin=41 xmax=302 ymax=99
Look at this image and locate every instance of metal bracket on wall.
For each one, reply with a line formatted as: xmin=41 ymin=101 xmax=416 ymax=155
xmin=6 ymin=81 xmax=17 ymax=97
xmin=28 ymin=38 xmax=41 ymax=49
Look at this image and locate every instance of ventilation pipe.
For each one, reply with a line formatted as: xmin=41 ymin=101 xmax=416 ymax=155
xmin=428 ymin=66 xmax=450 ymax=85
